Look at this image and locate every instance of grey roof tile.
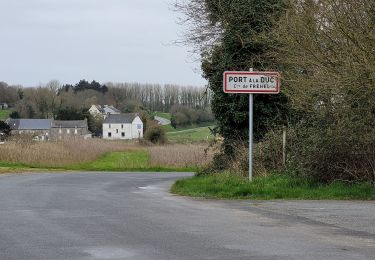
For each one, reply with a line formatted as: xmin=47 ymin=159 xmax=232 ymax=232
xmin=52 ymin=120 xmax=87 ymax=128
xmin=103 ymin=114 xmax=137 ymax=124
xmin=7 ymin=119 xmax=52 ymax=130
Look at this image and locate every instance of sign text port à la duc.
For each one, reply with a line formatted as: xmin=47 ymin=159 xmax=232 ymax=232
xmin=223 ymin=71 xmax=280 ymax=94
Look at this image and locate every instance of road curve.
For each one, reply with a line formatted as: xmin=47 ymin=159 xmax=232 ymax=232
xmin=0 ymin=172 xmax=374 ymax=260
xmin=154 ymin=116 xmax=171 ymax=126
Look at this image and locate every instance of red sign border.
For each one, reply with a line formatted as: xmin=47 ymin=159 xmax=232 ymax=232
xmin=223 ymin=71 xmax=280 ymax=94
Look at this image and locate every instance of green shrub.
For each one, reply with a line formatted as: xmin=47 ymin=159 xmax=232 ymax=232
xmin=170 ymin=105 xmax=214 ymax=128
xmin=198 ymin=133 xmax=285 ymax=178
xmin=145 ymin=125 xmax=167 ymax=144
xmin=287 ymin=119 xmax=375 ymax=184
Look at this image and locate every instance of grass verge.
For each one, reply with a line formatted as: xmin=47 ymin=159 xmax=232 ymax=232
xmin=171 ymin=173 xmax=375 ymax=200
xmin=69 ymin=151 xmax=149 ymax=171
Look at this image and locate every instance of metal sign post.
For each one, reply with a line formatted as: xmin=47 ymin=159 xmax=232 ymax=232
xmin=248 ymin=68 xmax=254 ymax=181
xmin=223 ymin=69 xmax=280 ymax=181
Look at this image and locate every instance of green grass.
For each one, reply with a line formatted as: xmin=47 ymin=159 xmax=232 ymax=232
xmin=0 ymin=109 xmax=10 ymax=120
xmin=171 ymin=173 xmax=375 ymax=200
xmin=0 ymin=151 xmax=196 ymax=173
xmin=162 ymin=124 xmax=175 ymax=132
xmin=0 ymin=161 xmax=32 ymax=169
xmin=153 ymin=111 xmax=216 ymax=143
xmin=167 ymin=126 xmax=214 ymax=143
xmin=0 ymin=161 xmax=60 ymax=174
xmin=70 ymin=151 xmax=149 ymax=171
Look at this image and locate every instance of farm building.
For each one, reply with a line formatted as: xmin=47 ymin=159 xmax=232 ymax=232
xmin=6 ymin=119 xmax=91 ymax=141
xmin=50 ymin=119 xmax=92 ymax=140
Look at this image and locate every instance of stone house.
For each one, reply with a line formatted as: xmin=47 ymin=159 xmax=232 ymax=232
xmin=6 ymin=119 xmax=91 ymax=141
xmin=50 ymin=119 xmax=91 ymax=140
xmin=7 ymin=119 xmax=52 ymax=141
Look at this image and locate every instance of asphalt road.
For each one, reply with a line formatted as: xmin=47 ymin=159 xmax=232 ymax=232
xmin=0 ymin=172 xmax=374 ymax=260
xmin=154 ymin=116 xmax=171 ymax=126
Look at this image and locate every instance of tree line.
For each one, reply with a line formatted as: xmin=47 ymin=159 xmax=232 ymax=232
xmin=0 ymin=80 xmax=212 ymax=119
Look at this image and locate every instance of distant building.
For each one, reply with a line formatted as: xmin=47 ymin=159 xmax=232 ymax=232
xmin=51 ymin=119 xmax=92 ymax=140
xmin=88 ymin=105 xmax=103 ymax=115
xmin=103 ymin=114 xmax=143 ymax=140
xmin=7 ymin=119 xmax=52 ymax=141
xmin=89 ymin=105 xmax=121 ymax=119
xmin=6 ymin=119 xmax=91 ymax=141
xmin=0 ymin=103 xmax=8 ymax=110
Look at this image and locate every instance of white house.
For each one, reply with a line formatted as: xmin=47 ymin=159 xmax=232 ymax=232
xmin=103 ymin=114 xmax=143 ymax=140
xmin=89 ymin=105 xmax=121 ymax=117
xmin=88 ymin=105 xmax=102 ymax=116
xmin=0 ymin=103 xmax=8 ymax=110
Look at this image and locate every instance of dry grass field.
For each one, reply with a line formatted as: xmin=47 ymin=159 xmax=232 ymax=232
xmin=148 ymin=144 xmax=214 ymax=168
xmin=0 ymin=140 xmax=213 ymax=169
xmin=0 ymin=139 xmax=140 ymax=167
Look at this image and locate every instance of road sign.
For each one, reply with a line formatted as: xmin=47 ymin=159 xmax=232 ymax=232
xmin=223 ymin=69 xmax=281 ymax=181
xmin=223 ymin=71 xmax=280 ymax=94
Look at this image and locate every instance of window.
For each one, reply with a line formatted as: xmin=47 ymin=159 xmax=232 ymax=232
xmin=75 ymin=129 xmax=78 ymax=134
xmin=59 ymin=128 xmax=62 ymax=134
xmin=108 ymin=132 xmax=112 ymax=138
xmin=121 ymin=124 xmax=124 ymax=129
xmin=67 ymin=129 xmax=70 ymax=134
xmin=116 ymin=129 xmax=119 ymax=134
xmin=109 ymin=124 xmax=111 ymax=129
xmin=121 ymin=132 xmax=125 ymax=137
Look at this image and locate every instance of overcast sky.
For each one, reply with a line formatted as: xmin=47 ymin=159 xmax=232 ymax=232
xmin=0 ymin=0 xmax=205 ymax=87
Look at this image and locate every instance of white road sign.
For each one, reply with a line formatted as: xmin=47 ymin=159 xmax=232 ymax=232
xmin=223 ymin=71 xmax=280 ymax=94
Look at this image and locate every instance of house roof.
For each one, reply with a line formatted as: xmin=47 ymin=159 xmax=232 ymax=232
xmin=91 ymin=105 xmax=120 ymax=114
xmin=7 ymin=119 xmax=53 ymax=130
xmin=96 ymin=105 xmax=105 ymax=113
xmin=103 ymin=114 xmax=137 ymax=124
xmin=103 ymin=105 xmax=120 ymax=114
xmin=52 ymin=120 xmax=87 ymax=128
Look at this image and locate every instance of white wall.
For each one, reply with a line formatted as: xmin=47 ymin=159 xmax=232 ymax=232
xmin=88 ymin=105 xmax=101 ymax=115
xmin=132 ymin=116 xmax=143 ymax=139
xmin=103 ymin=116 xmax=143 ymax=140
